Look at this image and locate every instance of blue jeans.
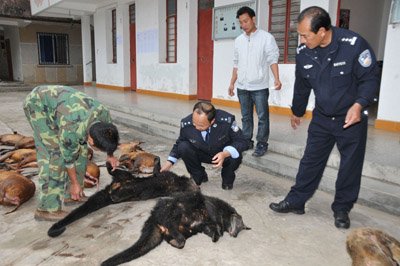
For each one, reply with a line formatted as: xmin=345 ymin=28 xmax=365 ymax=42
xmin=237 ymin=88 xmax=270 ymax=143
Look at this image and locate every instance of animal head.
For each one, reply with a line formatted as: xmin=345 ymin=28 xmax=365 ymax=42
xmin=118 ymin=141 xmax=144 ymax=155
xmin=119 ymin=152 xmax=160 ymax=175
xmin=228 ymin=213 xmax=251 ymax=237
xmin=106 ymin=161 xmax=137 ymax=182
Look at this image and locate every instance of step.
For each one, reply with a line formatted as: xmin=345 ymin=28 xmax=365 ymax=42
xmin=242 ymin=151 xmax=400 ymax=216
xmin=107 ymin=103 xmax=400 ymax=216
xmin=0 ymin=86 xmax=33 ymax=92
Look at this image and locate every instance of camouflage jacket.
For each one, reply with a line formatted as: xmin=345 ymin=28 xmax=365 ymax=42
xmin=30 ymin=85 xmax=112 ymax=167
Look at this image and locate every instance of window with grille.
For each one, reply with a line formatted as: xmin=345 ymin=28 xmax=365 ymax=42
xmin=269 ymin=0 xmax=300 ymax=63
xmin=166 ymin=0 xmax=177 ymax=63
xmin=37 ymin=33 xmax=69 ymax=65
xmin=112 ymin=9 xmax=117 ymax=63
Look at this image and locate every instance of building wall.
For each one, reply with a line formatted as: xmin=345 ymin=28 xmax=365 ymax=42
xmin=378 ymin=24 xmax=400 ymax=123
xmin=18 ymin=21 xmax=83 ymax=85
xmin=93 ymin=0 xmax=197 ymax=94
xmin=86 ymin=0 xmax=399 ymax=126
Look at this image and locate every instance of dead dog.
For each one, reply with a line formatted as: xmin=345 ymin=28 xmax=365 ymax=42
xmin=347 ymin=227 xmax=400 ymax=266
xmin=101 ymin=191 xmax=250 ymax=266
xmin=48 ymin=162 xmax=198 ymax=237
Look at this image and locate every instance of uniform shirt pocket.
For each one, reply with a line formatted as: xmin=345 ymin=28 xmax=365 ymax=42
xmin=331 ymin=64 xmax=352 ymax=88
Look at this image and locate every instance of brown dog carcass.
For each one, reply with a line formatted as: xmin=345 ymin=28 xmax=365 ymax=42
xmin=347 ymin=227 xmax=400 ymax=266
xmin=84 ymin=161 xmax=100 ymax=189
xmin=0 ymin=170 xmax=36 ymax=214
xmin=0 ymin=132 xmax=35 ymax=149
xmin=118 ymin=141 xmax=160 ymax=174
xmin=0 ymin=148 xmax=37 ymax=169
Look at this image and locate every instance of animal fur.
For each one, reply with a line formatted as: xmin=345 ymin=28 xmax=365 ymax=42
xmin=47 ymin=162 xmax=198 ymax=237
xmin=347 ymin=227 xmax=400 ymax=266
xmin=84 ymin=161 xmax=100 ymax=188
xmin=101 ymin=191 xmax=250 ymax=266
xmin=0 ymin=170 xmax=36 ymax=214
xmin=117 ymin=141 xmax=160 ymax=174
xmin=0 ymin=132 xmax=34 ymax=149
xmin=0 ymin=148 xmax=37 ymax=166
xmin=118 ymin=141 xmax=144 ymax=155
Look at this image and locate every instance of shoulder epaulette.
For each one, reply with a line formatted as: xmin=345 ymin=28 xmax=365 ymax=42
xmin=340 ymin=36 xmax=358 ymax=46
xmin=218 ymin=115 xmax=232 ymax=124
xmin=296 ymin=44 xmax=306 ymax=54
xmin=180 ymin=116 xmax=192 ymax=128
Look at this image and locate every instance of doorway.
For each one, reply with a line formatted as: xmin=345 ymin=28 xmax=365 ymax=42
xmin=197 ymin=0 xmax=214 ymax=101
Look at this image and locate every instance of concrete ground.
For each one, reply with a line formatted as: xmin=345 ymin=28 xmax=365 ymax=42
xmin=0 ymin=91 xmax=399 ymax=266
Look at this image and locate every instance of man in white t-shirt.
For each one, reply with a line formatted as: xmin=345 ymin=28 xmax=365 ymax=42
xmin=228 ymin=6 xmax=281 ymax=157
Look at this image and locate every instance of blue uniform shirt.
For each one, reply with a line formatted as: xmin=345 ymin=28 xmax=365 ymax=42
xmin=292 ymin=27 xmax=380 ymax=117
xmin=168 ymin=110 xmax=248 ymax=163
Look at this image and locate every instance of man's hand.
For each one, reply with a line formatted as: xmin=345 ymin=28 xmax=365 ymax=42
xmin=212 ymin=151 xmax=230 ymax=168
xmin=274 ymin=79 xmax=282 ymax=90
xmin=344 ymin=103 xmax=362 ymax=129
xmin=70 ymin=181 xmax=83 ymax=200
xmin=291 ymin=115 xmax=302 ymax=129
xmin=228 ymin=84 xmax=235 ymax=97
xmin=161 ymin=161 xmax=173 ymax=172
xmin=106 ymin=155 xmax=119 ymax=170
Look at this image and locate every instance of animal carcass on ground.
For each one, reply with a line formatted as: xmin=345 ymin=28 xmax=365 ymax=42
xmin=118 ymin=141 xmax=160 ymax=174
xmin=346 ymin=227 xmax=400 ymax=266
xmin=0 ymin=169 xmax=36 ymax=214
xmin=0 ymin=148 xmax=37 ymax=169
xmin=0 ymin=132 xmax=34 ymax=149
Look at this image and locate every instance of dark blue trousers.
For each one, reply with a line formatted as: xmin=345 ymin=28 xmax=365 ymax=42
xmin=285 ymin=112 xmax=368 ymax=212
xmin=177 ymin=141 xmax=242 ymax=185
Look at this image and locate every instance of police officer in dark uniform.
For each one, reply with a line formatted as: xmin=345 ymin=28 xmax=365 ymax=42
xmin=160 ymin=102 xmax=248 ymax=190
xmin=269 ymin=6 xmax=379 ymax=229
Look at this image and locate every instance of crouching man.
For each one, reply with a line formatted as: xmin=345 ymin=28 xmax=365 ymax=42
xmin=161 ymin=102 xmax=248 ymax=190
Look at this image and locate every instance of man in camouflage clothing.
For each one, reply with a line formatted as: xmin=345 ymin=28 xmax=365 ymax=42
xmin=23 ymin=85 xmax=120 ymax=221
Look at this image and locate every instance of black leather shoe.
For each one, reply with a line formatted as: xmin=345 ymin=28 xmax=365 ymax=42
xmin=334 ymin=211 xmax=350 ymax=229
xmin=222 ymin=184 xmax=233 ymax=190
xmin=202 ymin=176 xmax=208 ymax=183
xmin=269 ymin=200 xmax=305 ymax=214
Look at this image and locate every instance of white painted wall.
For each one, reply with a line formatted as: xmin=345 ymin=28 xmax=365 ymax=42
xmin=135 ymin=0 xmax=197 ymax=94
xmin=94 ymin=2 xmax=130 ymax=87
xmin=377 ymin=24 xmax=400 ymax=122
xmin=4 ymin=26 xmax=23 ymax=81
xmin=90 ymin=0 xmax=198 ymax=93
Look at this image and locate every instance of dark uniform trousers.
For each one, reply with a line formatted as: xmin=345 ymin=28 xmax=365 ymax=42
xmin=285 ymin=112 xmax=368 ymax=212
xmin=177 ymin=141 xmax=242 ymax=186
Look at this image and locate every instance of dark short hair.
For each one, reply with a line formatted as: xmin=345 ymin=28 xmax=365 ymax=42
xmin=236 ymin=6 xmax=255 ymax=19
xmin=298 ymin=6 xmax=331 ymax=33
xmin=193 ymin=101 xmax=216 ymax=122
xmin=89 ymin=122 xmax=119 ymax=156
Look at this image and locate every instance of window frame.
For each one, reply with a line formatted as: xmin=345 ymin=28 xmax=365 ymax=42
xmin=37 ymin=32 xmax=70 ymax=65
xmin=268 ymin=0 xmax=300 ymax=64
xmin=166 ymin=0 xmax=177 ymax=63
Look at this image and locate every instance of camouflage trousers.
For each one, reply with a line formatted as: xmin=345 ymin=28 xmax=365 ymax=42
xmin=23 ymin=91 xmax=88 ymax=212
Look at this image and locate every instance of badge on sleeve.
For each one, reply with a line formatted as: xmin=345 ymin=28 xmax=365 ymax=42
xmin=231 ymin=121 xmax=239 ymax=132
xmin=358 ymin=49 xmax=372 ymax=67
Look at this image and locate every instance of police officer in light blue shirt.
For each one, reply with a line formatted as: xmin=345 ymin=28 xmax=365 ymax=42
xmin=269 ymin=6 xmax=379 ymax=229
xmin=160 ymin=102 xmax=248 ymax=190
